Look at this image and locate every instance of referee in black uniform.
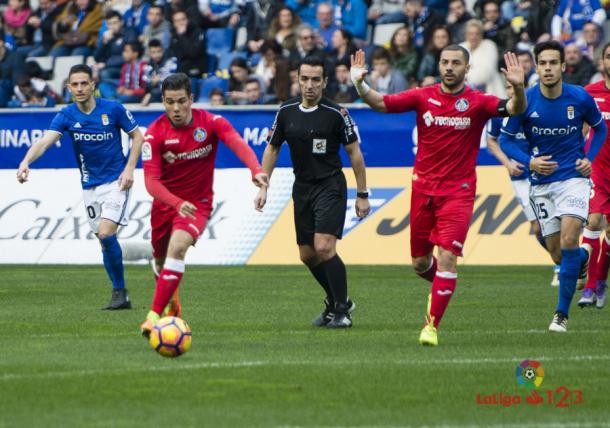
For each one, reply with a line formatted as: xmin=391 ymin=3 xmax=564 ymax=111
xmin=255 ymin=55 xmax=370 ymax=328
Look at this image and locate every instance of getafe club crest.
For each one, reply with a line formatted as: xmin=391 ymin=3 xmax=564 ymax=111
xmin=101 ymin=114 xmax=109 ymax=125
xmin=567 ymin=106 xmax=574 ymax=120
xmin=455 ymin=98 xmax=469 ymax=112
xmin=193 ymin=127 xmax=207 ymax=142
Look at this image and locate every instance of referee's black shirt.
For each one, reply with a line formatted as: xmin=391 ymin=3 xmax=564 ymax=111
xmin=267 ymin=97 xmax=359 ymax=182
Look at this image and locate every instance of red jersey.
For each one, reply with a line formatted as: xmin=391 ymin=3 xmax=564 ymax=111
xmin=142 ymin=109 xmax=262 ymax=209
xmin=585 ymin=80 xmax=610 ymax=185
xmin=384 ymin=84 xmax=502 ymax=195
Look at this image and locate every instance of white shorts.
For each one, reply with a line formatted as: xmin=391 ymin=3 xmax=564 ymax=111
xmin=511 ymin=179 xmax=536 ymax=222
xmin=529 ymin=177 xmax=591 ymax=237
xmin=82 ymin=180 xmax=131 ymax=233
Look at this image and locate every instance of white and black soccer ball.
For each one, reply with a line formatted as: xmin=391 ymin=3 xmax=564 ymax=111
xmin=524 ymin=368 xmax=536 ymax=380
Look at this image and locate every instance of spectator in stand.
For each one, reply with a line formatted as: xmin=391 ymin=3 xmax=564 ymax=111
xmin=285 ymin=0 xmax=323 ymax=27
xmin=325 ymin=58 xmax=358 ymax=103
xmin=552 ymin=0 xmax=606 ymax=42
xmin=579 ymin=22 xmax=604 ymax=62
xmin=288 ymin=24 xmax=326 ymax=63
xmin=140 ymin=5 xmax=170 ymax=58
xmin=564 ymin=41 xmax=597 ymax=86
xmin=253 ymin=39 xmax=281 ymax=88
xmin=366 ymin=46 xmax=408 ymax=95
xmin=517 ymin=48 xmax=538 ymax=87
xmin=0 ymin=32 xmax=24 ymax=106
xmin=267 ymin=56 xmax=293 ymax=104
xmin=243 ymin=0 xmax=282 ymax=55
xmin=163 ymin=0 xmax=202 ymax=29
xmin=227 ymin=56 xmax=251 ymax=105
xmin=460 ymin=19 xmax=505 ymax=97
xmin=336 ymin=0 xmax=368 ymax=42
xmin=403 ymin=0 xmax=445 ymax=52
xmin=368 ymin=0 xmax=407 ymax=25
xmin=209 ymin=87 xmax=226 ymax=105
xmin=3 ymin=0 xmax=32 ymax=51
xmin=0 ymin=14 xmax=17 ymax=50
xmin=141 ymin=38 xmax=178 ymax=105
xmin=416 ymin=25 xmax=450 ymax=83
xmin=268 ymin=6 xmax=301 ymax=53
xmin=123 ymin=0 xmax=149 ymax=36
xmin=169 ymin=9 xmax=207 ymax=79
xmin=198 ymin=0 xmax=241 ymax=28
xmin=23 ymin=0 xmax=63 ymax=57
xmin=115 ymin=41 xmax=147 ymax=103
xmin=446 ymin=0 xmax=472 ymax=44
xmin=500 ymin=0 xmax=531 ymax=21
xmin=389 ymin=25 xmax=418 ymax=84
xmin=9 ymin=73 xmax=56 ymax=107
xmin=244 ymin=77 xmax=266 ymax=104
xmin=481 ymin=0 xmax=516 ymax=57
xmin=289 ymin=59 xmax=300 ymax=98
xmin=315 ymin=2 xmax=339 ymax=52
xmin=50 ymin=0 xmax=103 ymax=57
xmin=93 ymin=10 xmax=137 ymax=81
xmin=328 ymin=28 xmax=357 ymax=70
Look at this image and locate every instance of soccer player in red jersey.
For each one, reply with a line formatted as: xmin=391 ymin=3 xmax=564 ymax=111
xmin=139 ymin=73 xmax=268 ymax=336
xmin=578 ymin=42 xmax=610 ymax=309
xmin=350 ymin=46 xmax=526 ymax=346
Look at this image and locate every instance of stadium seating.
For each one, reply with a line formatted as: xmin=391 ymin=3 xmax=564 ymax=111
xmin=372 ymin=23 xmax=404 ymax=47
xmin=217 ymin=51 xmax=248 ymax=73
xmin=196 ymin=76 xmax=229 ymax=103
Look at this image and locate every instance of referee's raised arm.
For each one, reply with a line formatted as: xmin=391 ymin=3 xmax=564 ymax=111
xmin=350 ymin=50 xmax=387 ymax=112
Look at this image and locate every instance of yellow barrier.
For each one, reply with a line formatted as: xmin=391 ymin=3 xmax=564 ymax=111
xmin=248 ymin=166 xmax=551 ymax=265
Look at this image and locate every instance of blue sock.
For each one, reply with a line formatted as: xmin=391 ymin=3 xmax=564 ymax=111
xmin=100 ymin=235 xmax=125 ymax=290
xmin=557 ymin=248 xmax=581 ymax=316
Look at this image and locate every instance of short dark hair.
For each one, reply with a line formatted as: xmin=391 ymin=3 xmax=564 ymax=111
xmin=162 ymin=72 xmax=192 ymax=96
xmin=534 ymin=40 xmax=565 ymax=63
xmin=516 ymin=49 xmax=533 ymax=60
xmin=68 ymin=64 xmax=93 ymax=79
xmin=441 ymin=44 xmax=470 ymax=63
xmin=149 ymin=5 xmax=164 ymax=14
xmin=298 ymin=55 xmax=326 ymax=77
xmin=245 ymin=77 xmax=261 ymax=87
xmin=124 ymin=41 xmax=143 ymax=57
xmin=105 ymin=10 xmax=122 ymax=21
xmin=209 ymin=87 xmax=225 ymax=98
xmin=371 ymin=46 xmax=391 ymax=62
xmin=148 ymin=39 xmax=163 ymax=49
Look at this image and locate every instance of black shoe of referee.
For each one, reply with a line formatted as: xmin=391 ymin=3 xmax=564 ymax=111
xmin=326 ymin=300 xmax=355 ymax=329
xmin=312 ymin=298 xmax=335 ymax=327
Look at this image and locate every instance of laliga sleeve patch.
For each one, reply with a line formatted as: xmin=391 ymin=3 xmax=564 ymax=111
xmin=142 ymin=142 xmax=152 ymax=161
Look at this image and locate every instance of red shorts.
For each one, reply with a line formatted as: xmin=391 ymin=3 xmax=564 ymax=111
xmin=151 ymin=201 xmax=212 ymax=259
xmin=589 ymin=175 xmax=610 ymax=215
xmin=410 ymin=189 xmax=475 ymax=257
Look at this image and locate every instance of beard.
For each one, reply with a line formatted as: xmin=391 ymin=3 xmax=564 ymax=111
xmin=442 ymin=75 xmax=464 ymax=89
xmin=541 ymin=77 xmax=561 ymax=89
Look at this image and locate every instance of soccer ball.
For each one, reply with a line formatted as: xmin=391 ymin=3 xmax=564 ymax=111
xmin=524 ymin=368 xmax=536 ymax=380
xmin=149 ymin=316 xmax=192 ymax=358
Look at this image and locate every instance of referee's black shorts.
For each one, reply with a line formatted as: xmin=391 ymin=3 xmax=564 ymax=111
xmin=292 ymin=172 xmax=347 ymax=245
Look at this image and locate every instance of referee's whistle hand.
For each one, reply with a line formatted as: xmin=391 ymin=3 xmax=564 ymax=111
xmin=355 ymin=198 xmax=370 ymax=218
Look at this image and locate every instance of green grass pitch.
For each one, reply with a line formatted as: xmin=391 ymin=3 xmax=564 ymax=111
xmin=1 ymin=265 xmax=609 ymax=428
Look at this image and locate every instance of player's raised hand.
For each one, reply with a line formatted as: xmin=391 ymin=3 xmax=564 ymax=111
xmin=253 ymin=172 xmax=269 ymax=188
xmin=350 ymin=49 xmax=368 ymax=84
xmin=529 ymin=155 xmax=558 ymax=175
xmin=355 ymin=196 xmax=370 ymax=219
xmin=501 ymin=52 xmax=525 ymax=87
xmin=178 ymin=201 xmax=197 ymax=219
xmin=16 ymin=162 xmax=30 ymax=183
xmin=575 ymin=158 xmax=592 ymax=177
xmin=118 ymin=166 xmax=135 ymax=190
xmin=254 ymin=187 xmax=267 ymax=212
xmin=507 ymin=160 xmax=524 ymax=177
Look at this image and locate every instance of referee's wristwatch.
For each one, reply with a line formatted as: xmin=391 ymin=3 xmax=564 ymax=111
xmin=356 ymin=191 xmax=369 ymax=199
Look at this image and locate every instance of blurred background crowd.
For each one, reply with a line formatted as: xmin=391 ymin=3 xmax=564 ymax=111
xmin=0 ymin=0 xmax=609 ymax=108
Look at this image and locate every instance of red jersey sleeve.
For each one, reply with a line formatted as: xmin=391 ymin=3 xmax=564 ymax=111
xmin=142 ymin=121 xmax=184 ymax=210
xmin=213 ymin=114 xmax=263 ymax=178
xmin=383 ymin=88 xmax=420 ymax=113
xmin=480 ymin=93 xmax=502 ymax=119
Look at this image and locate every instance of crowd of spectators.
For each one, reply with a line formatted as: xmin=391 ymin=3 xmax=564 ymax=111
xmin=0 ymin=0 xmax=610 ymax=108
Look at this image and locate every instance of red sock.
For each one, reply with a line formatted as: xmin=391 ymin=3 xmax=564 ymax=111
xmin=416 ymin=257 xmax=437 ymax=283
xmin=151 ymin=258 xmax=185 ymax=315
xmin=596 ymin=236 xmax=610 ymax=283
xmin=429 ymin=271 xmax=457 ymax=328
xmin=582 ymin=230 xmax=601 ymax=290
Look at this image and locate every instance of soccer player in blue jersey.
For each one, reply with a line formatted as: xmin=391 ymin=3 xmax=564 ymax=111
xmin=500 ymin=41 xmax=608 ymax=332
xmin=16 ymin=64 xmax=144 ymax=310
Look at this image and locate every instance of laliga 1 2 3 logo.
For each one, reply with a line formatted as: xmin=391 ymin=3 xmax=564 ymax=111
xmin=515 ymin=359 xmax=544 ymax=390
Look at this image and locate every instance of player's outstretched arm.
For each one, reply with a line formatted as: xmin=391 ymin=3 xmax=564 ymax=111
xmin=501 ymin=52 xmax=526 ymax=116
xmin=350 ymin=49 xmax=387 ymax=112
xmin=344 ymin=142 xmax=371 ymax=218
xmin=16 ymin=131 xmax=61 ymax=183
xmin=118 ymin=127 xmax=145 ymax=191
